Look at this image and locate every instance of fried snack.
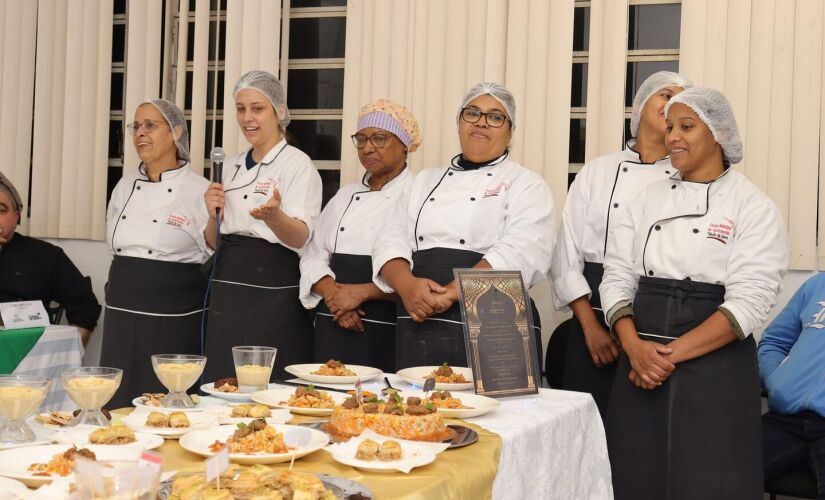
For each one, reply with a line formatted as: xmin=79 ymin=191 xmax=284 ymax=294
xmin=89 ymin=425 xmax=136 ymax=445
xmin=168 ymin=465 xmax=335 ymax=500
xmin=140 ymin=393 xmax=165 ymax=407
xmin=286 ymin=386 xmax=335 ymax=409
xmin=214 ymin=377 xmax=238 ymax=393
xmin=36 ymin=411 xmax=74 ymax=426
xmin=429 ymin=363 xmax=467 ymax=384
xmin=230 ymin=404 xmax=272 ymax=418
xmin=28 ymin=447 xmax=97 ymax=477
xmin=311 ymin=359 xmax=356 ymax=377
xmin=169 ymin=411 xmax=190 ymax=428
xmin=145 ymin=411 xmax=170 ymax=428
xmin=355 ymin=439 xmax=379 ymax=460
xmin=378 ymin=440 xmax=402 ymax=461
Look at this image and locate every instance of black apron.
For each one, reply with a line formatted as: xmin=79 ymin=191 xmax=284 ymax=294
xmin=203 ymin=234 xmax=313 ymax=382
xmin=561 ymin=261 xmax=616 ymax=419
xmin=313 ymin=253 xmax=396 ymax=372
xmin=607 ymin=276 xmax=762 ymax=500
xmin=100 ymin=256 xmax=207 ymax=408
xmin=395 ymin=248 xmax=542 ymax=370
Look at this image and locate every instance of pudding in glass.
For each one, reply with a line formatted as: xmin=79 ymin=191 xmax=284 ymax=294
xmin=232 ymin=346 xmax=277 ymax=392
xmin=0 ymin=386 xmax=46 ymax=420
xmin=151 ymin=354 xmax=206 ymax=408
xmin=0 ymin=375 xmax=51 ymax=444
xmin=61 ymin=367 xmax=122 ymax=427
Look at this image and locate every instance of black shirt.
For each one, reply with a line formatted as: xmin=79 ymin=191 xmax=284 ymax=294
xmin=0 ymin=233 xmax=101 ymax=330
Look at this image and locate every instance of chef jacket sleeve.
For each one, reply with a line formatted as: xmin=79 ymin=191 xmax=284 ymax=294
xmin=550 ymin=163 xmax=593 ymax=311
xmin=600 ymin=198 xmax=642 ymax=330
xmin=372 ymin=185 xmax=413 ymax=294
xmin=299 ymin=191 xmax=345 ymax=309
xmin=482 ymin=172 xmax=555 ymax=289
xmin=718 ymin=198 xmax=789 ymax=339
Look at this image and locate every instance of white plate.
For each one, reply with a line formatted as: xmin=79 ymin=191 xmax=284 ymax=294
xmin=211 ymin=405 xmax=292 ymax=425
xmin=395 ymin=366 xmax=474 ymax=391
xmin=120 ymin=410 xmax=218 ymax=439
xmin=179 ymin=424 xmax=328 ymax=464
xmin=325 ymin=434 xmax=440 ymax=474
xmin=395 ymin=390 xmax=500 ymax=419
xmin=200 ymin=383 xmax=254 ymax=402
xmin=251 ymin=388 xmax=348 ymax=416
xmin=52 ymin=426 xmax=164 ymax=451
xmin=0 ymin=444 xmax=142 ymax=487
xmin=0 ymin=476 xmax=29 ymax=499
xmin=285 ymin=364 xmax=383 ymax=385
xmin=131 ymin=395 xmax=226 ymax=411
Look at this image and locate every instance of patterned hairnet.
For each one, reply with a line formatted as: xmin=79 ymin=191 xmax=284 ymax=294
xmin=233 ymin=70 xmax=291 ymax=131
xmin=143 ymin=99 xmax=190 ymax=161
xmin=665 ymin=87 xmax=744 ymax=164
xmin=630 ymin=71 xmax=692 ymax=137
xmin=457 ymin=82 xmax=516 ymax=131
xmin=357 ymin=99 xmax=422 ymax=152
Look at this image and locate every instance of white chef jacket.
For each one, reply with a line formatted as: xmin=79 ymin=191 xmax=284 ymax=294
xmin=219 ymin=139 xmax=322 ymax=255
xmin=107 ymin=162 xmax=211 ymax=263
xmin=299 ymin=168 xmax=413 ymax=308
xmin=599 ymin=168 xmax=789 ymax=339
xmin=551 ymin=142 xmax=675 ymax=311
xmin=372 ymin=154 xmax=555 ymax=292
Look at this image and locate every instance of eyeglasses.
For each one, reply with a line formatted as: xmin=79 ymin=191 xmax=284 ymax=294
xmin=351 ymin=133 xmax=394 ymax=149
xmin=460 ymin=107 xmax=509 ymax=128
xmin=126 ymin=120 xmax=165 ymax=135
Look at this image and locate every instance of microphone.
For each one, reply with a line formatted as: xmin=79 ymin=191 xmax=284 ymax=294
xmin=209 ymin=147 xmax=225 ymax=221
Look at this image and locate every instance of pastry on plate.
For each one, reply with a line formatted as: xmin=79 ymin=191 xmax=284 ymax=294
xmin=355 ymin=439 xmax=379 ymax=460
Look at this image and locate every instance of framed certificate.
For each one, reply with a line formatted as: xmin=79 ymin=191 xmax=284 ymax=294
xmin=454 ymin=269 xmax=540 ymax=397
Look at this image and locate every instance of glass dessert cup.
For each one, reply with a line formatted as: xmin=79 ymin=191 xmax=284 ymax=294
xmin=0 ymin=375 xmax=51 ymax=444
xmin=151 ymin=354 xmax=206 ymax=408
xmin=62 ymin=367 xmax=122 ymax=427
xmin=232 ymin=346 xmax=277 ymax=393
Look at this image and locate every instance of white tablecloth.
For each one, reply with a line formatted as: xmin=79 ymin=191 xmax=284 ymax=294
xmin=12 ymin=326 xmax=83 ymax=411
xmin=287 ymin=374 xmax=614 ymax=500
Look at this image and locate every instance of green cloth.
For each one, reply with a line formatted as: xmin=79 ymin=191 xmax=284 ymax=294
xmin=0 ymin=327 xmax=45 ymax=374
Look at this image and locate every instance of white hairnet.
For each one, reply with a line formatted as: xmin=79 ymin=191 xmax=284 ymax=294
xmin=457 ymin=82 xmax=516 ymax=130
xmin=143 ymin=99 xmax=190 ymax=162
xmin=630 ymin=71 xmax=692 ymax=137
xmin=233 ymin=70 xmax=291 ymax=130
xmin=665 ymin=87 xmax=743 ymax=164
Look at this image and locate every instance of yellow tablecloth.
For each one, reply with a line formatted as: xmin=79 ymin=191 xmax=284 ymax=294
xmin=116 ymin=411 xmax=502 ymax=500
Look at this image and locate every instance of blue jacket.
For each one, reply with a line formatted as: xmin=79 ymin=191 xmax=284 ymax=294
xmin=759 ymin=273 xmax=825 ymax=416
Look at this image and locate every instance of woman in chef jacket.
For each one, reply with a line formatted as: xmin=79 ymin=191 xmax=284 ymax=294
xmin=300 ymin=100 xmax=420 ymax=372
xmin=203 ymin=70 xmax=322 ymax=382
xmin=101 ymin=99 xmax=211 ymax=408
xmin=373 ymin=82 xmax=554 ymax=369
xmin=550 ymin=71 xmax=691 ymax=418
xmin=599 ymin=87 xmax=788 ymax=500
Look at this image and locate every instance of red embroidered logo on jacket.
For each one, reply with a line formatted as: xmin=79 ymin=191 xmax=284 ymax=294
xmin=483 ymin=182 xmax=510 ymax=198
xmin=707 ymin=218 xmax=736 ymax=244
xmin=166 ymin=213 xmax=191 ymax=229
xmin=253 ymin=177 xmax=279 ymax=196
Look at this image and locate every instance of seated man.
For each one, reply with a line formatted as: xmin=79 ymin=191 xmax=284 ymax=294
xmin=0 ymin=172 xmax=100 ymax=345
xmin=759 ymin=272 xmax=825 ymax=497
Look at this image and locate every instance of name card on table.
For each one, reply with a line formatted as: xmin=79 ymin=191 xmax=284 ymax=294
xmin=454 ymin=269 xmax=541 ymax=398
xmin=0 ymin=301 xmax=50 ymax=329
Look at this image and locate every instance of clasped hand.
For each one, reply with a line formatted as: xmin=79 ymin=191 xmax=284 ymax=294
xmin=397 ymin=277 xmax=456 ymax=322
xmin=625 ymin=339 xmax=675 ymax=390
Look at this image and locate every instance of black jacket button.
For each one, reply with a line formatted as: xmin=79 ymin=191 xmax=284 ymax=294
xmin=613 ymin=203 xmax=619 ymax=208
xmin=655 ymin=225 xmax=661 ymax=231
xmin=693 ymin=228 xmax=699 ymax=234
xmin=418 ymin=236 xmax=423 ymax=241
xmin=648 ymin=270 xmax=654 ymax=276
xmin=460 ymin=239 xmax=465 ymax=244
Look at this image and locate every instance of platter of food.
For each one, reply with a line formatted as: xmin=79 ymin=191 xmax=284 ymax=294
xmin=250 ymin=387 xmax=348 ymax=416
xmin=199 ymin=376 xmax=256 ymax=402
xmin=393 ymin=390 xmax=500 ymax=418
xmin=285 ymin=360 xmax=382 ymax=384
xmin=52 ymin=424 xmax=164 ymax=450
xmin=396 ymin=364 xmax=474 ymax=391
xmin=324 ymin=430 xmax=445 ymax=474
xmin=132 ymin=393 xmax=226 ymax=411
xmin=212 ymin=403 xmax=292 ymax=425
xmin=178 ymin=421 xmax=328 ymax=465
xmin=0 ymin=444 xmax=142 ymax=487
xmin=121 ymin=409 xmax=217 ymax=439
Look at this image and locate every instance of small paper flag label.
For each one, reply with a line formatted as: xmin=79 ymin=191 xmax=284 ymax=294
xmin=205 ymin=446 xmax=229 ymax=482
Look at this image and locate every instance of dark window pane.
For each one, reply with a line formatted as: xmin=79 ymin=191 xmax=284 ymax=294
xmin=573 ymin=7 xmax=590 ymax=52
xmin=214 ymin=119 xmax=223 ymax=148
xmin=571 ymin=63 xmax=588 ymax=107
xmin=219 ymin=20 xmax=226 ymax=60
xmin=319 ymin=169 xmax=341 ymax=208
xmin=186 ymin=22 xmax=195 ymax=61
xmin=107 ymin=166 xmax=123 ymax=203
xmin=109 ymin=120 xmax=124 ymax=159
xmin=112 ymin=24 xmax=125 ymax=63
xmin=114 ymin=0 xmax=126 ymax=15
xmin=287 ymin=69 xmax=344 ymax=109
xmin=628 ymin=4 xmax=681 ymax=50
xmin=203 ymin=120 xmax=213 ymax=160
xmin=206 ymin=71 xmax=225 ymax=110
xmin=623 ymin=118 xmax=632 ymax=143
xmin=625 ymin=60 xmax=679 ymax=107
xmin=189 ymin=0 xmax=196 ymax=12
xmin=569 ymin=119 xmax=586 ymax=163
xmin=292 ymin=0 xmax=346 ymax=7
xmin=288 ymin=120 xmax=342 ymax=161
xmin=185 ymin=71 xmax=193 ymax=110
xmin=110 ymin=72 xmax=124 ymax=111
xmin=210 ymin=0 xmax=227 ymax=10
xmin=289 ymin=17 xmax=346 ymax=59
xmin=207 ymin=20 xmax=227 ymax=61
xmin=567 ymin=172 xmax=578 ymax=190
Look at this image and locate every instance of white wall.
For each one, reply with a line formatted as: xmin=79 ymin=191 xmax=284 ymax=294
xmin=49 ymin=239 xmax=814 ymax=367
